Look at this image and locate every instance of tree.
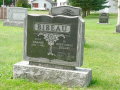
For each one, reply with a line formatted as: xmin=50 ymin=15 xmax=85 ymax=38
xmin=16 ymin=0 xmax=29 ymax=8
xmin=0 ymin=0 xmax=2 ymax=6
xmin=0 ymin=0 xmax=13 ymax=6
xmin=5 ymin=0 xmax=13 ymax=5
xmin=69 ymin=0 xmax=109 ymax=17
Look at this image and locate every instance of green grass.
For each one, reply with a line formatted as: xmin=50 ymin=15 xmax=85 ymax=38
xmin=0 ymin=11 xmax=120 ymax=90
xmin=28 ymin=10 xmax=49 ymax=15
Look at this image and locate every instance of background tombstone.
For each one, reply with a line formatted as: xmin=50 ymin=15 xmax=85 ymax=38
xmin=50 ymin=6 xmax=86 ymax=44
xmin=99 ymin=13 xmax=109 ymax=24
xmin=3 ymin=7 xmax=27 ymax=27
xmin=116 ymin=0 xmax=120 ymax=33
xmin=50 ymin=6 xmax=82 ymax=16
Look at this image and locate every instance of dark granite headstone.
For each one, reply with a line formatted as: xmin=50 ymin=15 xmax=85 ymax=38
xmin=14 ymin=11 xmax=92 ymax=88
xmin=24 ymin=14 xmax=85 ymax=68
xmin=50 ymin=6 xmax=81 ymax=16
xmin=99 ymin=13 xmax=109 ymax=24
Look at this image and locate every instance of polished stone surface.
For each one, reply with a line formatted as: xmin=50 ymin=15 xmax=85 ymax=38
xmin=24 ymin=14 xmax=85 ymax=67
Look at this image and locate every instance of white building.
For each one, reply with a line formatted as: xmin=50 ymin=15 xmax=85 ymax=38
xmin=57 ymin=0 xmax=68 ymax=6
xmin=31 ymin=0 xmax=56 ymax=10
xmin=99 ymin=0 xmax=117 ymax=13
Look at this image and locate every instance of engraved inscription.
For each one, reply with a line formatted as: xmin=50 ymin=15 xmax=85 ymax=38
xmin=27 ymin=15 xmax=79 ymax=62
xmin=34 ymin=23 xmax=71 ymax=56
xmin=13 ymin=13 xmax=25 ymax=20
xmin=8 ymin=8 xmax=27 ymax=21
xmin=56 ymin=43 xmax=73 ymax=50
xmin=34 ymin=23 xmax=71 ymax=33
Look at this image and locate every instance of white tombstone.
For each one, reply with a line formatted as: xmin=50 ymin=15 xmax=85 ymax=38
xmin=116 ymin=0 xmax=120 ymax=33
xmin=3 ymin=7 xmax=27 ymax=27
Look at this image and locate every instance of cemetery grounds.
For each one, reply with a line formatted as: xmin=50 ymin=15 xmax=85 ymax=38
xmin=0 ymin=11 xmax=120 ymax=90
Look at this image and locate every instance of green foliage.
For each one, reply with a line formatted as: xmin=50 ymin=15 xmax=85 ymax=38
xmin=0 ymin=0 xmax=2 ymax=6
xmin=16 ymin=0 xmax=29 ymax=8
xmin=0 ymin=0 xmax=12 ymax=6
xmin=5 ymin=0 xmax=12 ymax=5
xmin=69 ymin=0 xmax=109 ymax=17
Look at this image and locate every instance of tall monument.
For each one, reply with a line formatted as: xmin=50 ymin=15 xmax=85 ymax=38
xmin=116 ymin=0 xmax=120 ymax=32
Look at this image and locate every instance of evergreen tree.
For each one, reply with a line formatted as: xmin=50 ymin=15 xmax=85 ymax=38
xmin=0 ymin=1 xmax=2 ymax=6
xmin=69 ymin=0 xmax=109 ymax=17
xmin=0 ymin=0 xmax=13 ymax=6
xmin=5 ymin=0 xmax=13 ymax=5
xmin=16 ymin=0 xmax=29 ymax=8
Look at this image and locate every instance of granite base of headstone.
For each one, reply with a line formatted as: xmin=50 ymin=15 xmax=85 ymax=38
xmin=14 ymin=61 xmax=92 ymax=87
xmin=3 ymin=7 xmax=27 ymax=27
xmin=4 ymin=21 xmax=24 ymax=27
xmin=13 ymin=6 xmax=92 ymax=87
xmin=116 ymin=25 xmax=120 ymax=33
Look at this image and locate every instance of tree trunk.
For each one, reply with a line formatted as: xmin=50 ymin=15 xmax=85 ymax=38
xmin=82 ymin=10 xmax=87 ymax=18
xmin=87 ymin=10 xmax=90 ymax=16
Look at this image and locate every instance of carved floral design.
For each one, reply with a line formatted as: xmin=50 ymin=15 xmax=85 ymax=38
xmin=38 ymin=33 xmax=65 ymax=55
xmin=62 ymin=9 xmax=74 ymax=16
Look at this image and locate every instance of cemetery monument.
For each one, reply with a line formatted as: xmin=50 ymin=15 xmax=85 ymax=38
xmin=13 ymin=6 xmax=92 ymax=87
xmin=3 ymin=7 xmax=27 ymax=27
xmin=116 ymin=0 xmax=120 ymax=33
xmin=50 ymin=6 xmax=82 ymax=16
xmin=99 ymin=13 xmax=109 ymax=24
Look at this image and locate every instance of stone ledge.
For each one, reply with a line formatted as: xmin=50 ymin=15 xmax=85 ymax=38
xmin=13 ymin=61 xmax=92 ymax=87
xmin=3 ymin=20 xmax=24 ymax=27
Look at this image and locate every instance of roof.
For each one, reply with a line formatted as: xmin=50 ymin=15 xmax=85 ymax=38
xmin=31 ymin=0 xmax=56 ymax=4
xmin=46 ymin=0 xmax=56 ymax=4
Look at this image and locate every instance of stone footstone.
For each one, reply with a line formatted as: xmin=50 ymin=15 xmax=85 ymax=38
xmin=3 ymin=20 xmax=24 ymax=27
xmin=13 ymin=61 xmax=92 ymax=87
xmin=116 ymin=25 xmax=120 ymax=33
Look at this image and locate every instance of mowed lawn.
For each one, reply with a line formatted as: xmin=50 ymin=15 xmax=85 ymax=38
xmin=0 ymin=11 xmax=120 ymax=90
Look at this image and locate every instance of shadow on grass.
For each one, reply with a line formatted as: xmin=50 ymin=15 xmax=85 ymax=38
xmin=84 ymin=43 xmax=96 ymax=49
xmin=89 ymin=79 xmax=98 ymax=87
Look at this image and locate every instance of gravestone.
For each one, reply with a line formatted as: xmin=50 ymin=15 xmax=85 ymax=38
xmin=25 ymin=15 xmax=84 ymax=69
xmin=3 ymin=7 xmax=27 ymax=27
xmin=116 ymin=1 xmax=120 ymax=33
xmin=13 ymin=7 xmax=92 ymax=87
xmin=99 ymin=13 xmax=109 ymax=24
xmin=50 ymin=6 xmax=81 ymax=16
xmin=50 ymin=6 xmax=86 ymax=44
